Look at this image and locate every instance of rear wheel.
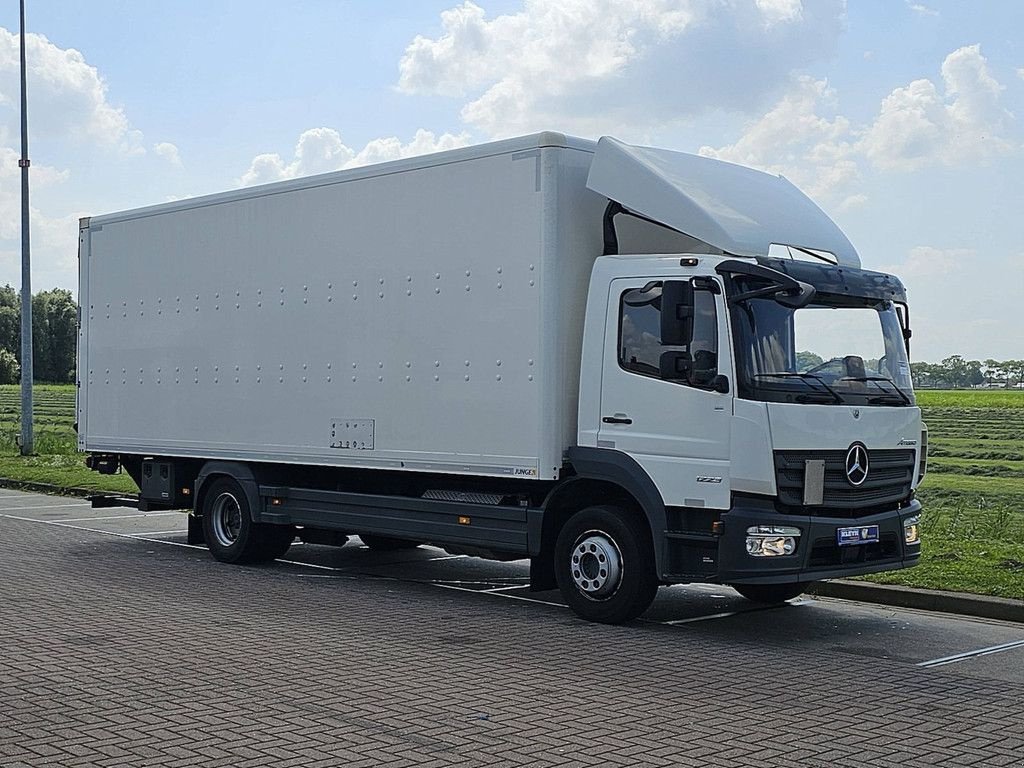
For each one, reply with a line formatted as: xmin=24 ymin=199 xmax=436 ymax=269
xmin=360 ymin=534 xmax=422 ymax=551
xmin=554 ymin=505 xmax=658 ymax=624
xmin=202 ymin=477 xmax=293 ymax=564
xmin=731 ymin=582 xmax=809 ymax=603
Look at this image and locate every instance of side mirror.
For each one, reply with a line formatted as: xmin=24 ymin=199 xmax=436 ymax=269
xmin=661 ymin=280 xmax=693 ymax=346
xmin=659 ymin=350 xmax=691 ymax=380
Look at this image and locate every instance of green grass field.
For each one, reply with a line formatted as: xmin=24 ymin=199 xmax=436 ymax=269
xmin=1 ymin=385 xmax=1022 ymax=598
xmin=860 ymin=389 xmax=1024 ymax=598
xmin=0 ymin=385 xmax=136 ymax=494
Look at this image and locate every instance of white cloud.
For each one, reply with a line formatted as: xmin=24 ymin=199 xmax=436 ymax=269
xmin=879 ymin=245 xmax=972 ymax=279
xmin=861 ymin=45 xmax=1014 ymax=170
xmin=699 ymin=45 xmax=1017 ymax=206
xmin=699 ymin=77 xmax=861 ymax=205
xmin=0 ymin=29 xmax=165 ymax=292
xmin=0 ymin=28 xmax=132 ymax=146
xmin=906 ymin=2 xmax=939 ymax=17
xmin=755 ymin=0 xmax=803 ymax=25
xmin=0 ymin=148 xmax=81 ymax=288
xmin=0 ymin=146 xmax=69 ymax=242
xmin=398 ymin=0 xmax=846 ymax=137
xmin=238 ymin=128 xmax=471 ymax=187
xmin=1018 ymin=68 xmax=1024 ymax=81
xmin=153 ymin=142 xmax=181 ymax=167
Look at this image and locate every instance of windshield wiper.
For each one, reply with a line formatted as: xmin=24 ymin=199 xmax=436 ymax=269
xmin=840 ymin=376 xmax=912 ymax=406
xmin=753 ymin=372 xmax=842 ymax=404
xmin=795 ymin=392 xmax=844 ymax=404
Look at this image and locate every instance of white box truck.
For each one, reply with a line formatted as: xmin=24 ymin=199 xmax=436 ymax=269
xmin=79 ymin=132 xmax=926 ymax=623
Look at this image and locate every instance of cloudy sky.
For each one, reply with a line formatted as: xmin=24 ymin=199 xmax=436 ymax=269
xmin=0 ymin=0 xmax=1021 ymax=362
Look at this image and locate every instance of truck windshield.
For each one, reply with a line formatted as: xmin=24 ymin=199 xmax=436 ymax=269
xmin=729 ymin=291 xmax=915 ymax=406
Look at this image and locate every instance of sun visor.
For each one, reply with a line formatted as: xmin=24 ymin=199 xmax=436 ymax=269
xmin=586 ymin=136 xmax=860 ymax=267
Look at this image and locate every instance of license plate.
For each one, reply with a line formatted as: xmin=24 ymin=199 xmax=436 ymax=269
xmin=837 ymin=525 xmax=880 ymax=547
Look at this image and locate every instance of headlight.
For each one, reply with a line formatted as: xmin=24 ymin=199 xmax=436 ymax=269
xmin=904 ymin=515 xmax=921 ymax=545
xmin=746 ymin=525 xmax=801 ymax=557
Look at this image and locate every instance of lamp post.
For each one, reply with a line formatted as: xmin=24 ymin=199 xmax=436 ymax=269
xmin=19 ymin=0 xmax=34 ymax=455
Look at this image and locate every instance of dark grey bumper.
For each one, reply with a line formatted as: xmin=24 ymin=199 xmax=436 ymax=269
xmin=713 ymin=496 xmax=922 ymax=585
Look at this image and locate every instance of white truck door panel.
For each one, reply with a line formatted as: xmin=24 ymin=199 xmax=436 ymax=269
xmin=597 ymin=278 xmax=731 ymax=509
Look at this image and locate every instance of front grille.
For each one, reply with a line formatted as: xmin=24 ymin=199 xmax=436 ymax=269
xmin=775 ymin=449 xmax=915 ymax=512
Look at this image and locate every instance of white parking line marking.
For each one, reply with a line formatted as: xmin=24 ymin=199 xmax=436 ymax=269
xmin=480 ymin=585 xmax=530 ymax=593
xmin=0 ymin=502 xmax=90 ymax=513
xmin=917 ymin=638 xmax=1024 ymax=668
xmin=57 ymin=512 xmax=182 ymax=523
xmin=128 ymin=530 xmax=187 ymax=537
xmin=274 ymin=557 xmax=348 ymax=572
xmin=433 ymin=583 xmax=567 ymax=609
xmin=0 ymin=514 xmax=205 ymax=550
xmin=664 ymin=611 xmax=740 ymax=625
xmin=424 ymin=578 xmax=529 ymax=585
xmin=661 ymin=599 xmax=810 ymax=625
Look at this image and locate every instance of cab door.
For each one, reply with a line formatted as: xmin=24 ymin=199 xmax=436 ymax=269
xmin=596 ymin=277 xmax=732 ymax=509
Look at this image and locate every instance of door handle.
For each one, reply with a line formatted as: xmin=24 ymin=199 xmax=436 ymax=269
xmin=602 ymin=415 xmax=633 ymax=425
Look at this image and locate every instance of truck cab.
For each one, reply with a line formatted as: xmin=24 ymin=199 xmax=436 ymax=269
xmin=565 ymin=137 xmax=923 ymax=612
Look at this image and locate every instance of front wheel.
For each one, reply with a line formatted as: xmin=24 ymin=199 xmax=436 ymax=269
xmin=554 ymin=505 xmax=658 ymax=624
xmin=731 ymin=582 xmax=810 ymax=604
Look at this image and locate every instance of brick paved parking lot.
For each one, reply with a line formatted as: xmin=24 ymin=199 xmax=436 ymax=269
xmin=2 ymin=489 xmax=1023 ymax=767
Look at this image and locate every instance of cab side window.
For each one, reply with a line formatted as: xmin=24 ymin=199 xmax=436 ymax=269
xmin=619 ymin=283 xmax=719 ymax=388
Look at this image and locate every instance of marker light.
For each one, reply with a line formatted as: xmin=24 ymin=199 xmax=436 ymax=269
xmin=745 ymin=525 xmax=801 ymax=557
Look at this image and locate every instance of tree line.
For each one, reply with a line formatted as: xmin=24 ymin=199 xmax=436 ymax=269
xmin=909 ymin=356 xmax=1024 ymax=389
xmin=0 ymin=285 xmax=78 ymax=384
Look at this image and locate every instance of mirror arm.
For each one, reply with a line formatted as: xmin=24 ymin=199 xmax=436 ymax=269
xmin=896 ymin=300 xmax=912 ymax=357
xmin=729 ymin=284 xmax=785 ymax=303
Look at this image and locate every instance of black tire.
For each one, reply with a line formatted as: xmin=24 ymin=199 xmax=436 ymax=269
xmin=359 ymin=534 xmax=422 ymax=551
xmin=554 ymin=505 xmax=658 ymax=624
xmin=259 ymin=526 xmax=296 ymax=560
xmin=731 ymin=582 xmax=809 ymax=603
xmin=201 ymin=477 xmax=292 ymax=564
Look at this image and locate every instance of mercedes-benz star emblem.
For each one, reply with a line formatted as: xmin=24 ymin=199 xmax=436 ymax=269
xmin=845 ymin=443 xmax=869 ymax=486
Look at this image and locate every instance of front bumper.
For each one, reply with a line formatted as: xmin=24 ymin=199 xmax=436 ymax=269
xmin=715 ymin=496 xmax=922 ymax=585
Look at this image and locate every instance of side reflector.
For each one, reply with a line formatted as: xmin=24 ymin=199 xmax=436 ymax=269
xmin=458 ymin=516 xmax=471 ymax=525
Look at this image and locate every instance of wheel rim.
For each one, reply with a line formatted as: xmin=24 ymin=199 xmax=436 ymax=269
xmin=570 ymin=530 xmax=623 ymax=599
xmin=210 ymin=491 xmax=243 ymax=547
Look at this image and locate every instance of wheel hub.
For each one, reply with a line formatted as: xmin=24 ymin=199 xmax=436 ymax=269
xmin=210 ymin=492 xmax=242 ymax=547
xmin=570 ymin=532 xmax=622 ymax=598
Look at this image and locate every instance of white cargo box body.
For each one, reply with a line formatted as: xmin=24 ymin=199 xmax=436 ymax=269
xmin=78 ymin=134 xmax=604 ymax=481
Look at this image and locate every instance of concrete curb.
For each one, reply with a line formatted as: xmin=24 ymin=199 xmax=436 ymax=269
xmin=0 ymin=477 xmax=131 ymax=500
xmin=809 ymin=579 xmax=1024 ymax=624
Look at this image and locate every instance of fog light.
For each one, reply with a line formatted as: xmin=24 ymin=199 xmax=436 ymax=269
xmin=904 ymin=515 xmax=921 ymax=545
xmin=745 ymin=525 xmax=801 ymax=557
